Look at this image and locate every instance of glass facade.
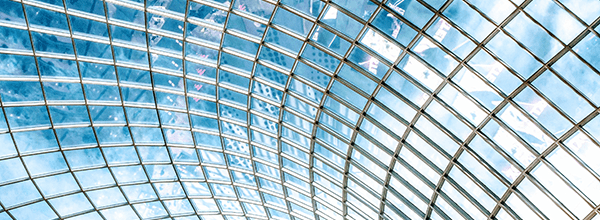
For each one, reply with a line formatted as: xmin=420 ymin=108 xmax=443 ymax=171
xmin=0 ymin=0 xmax=599 ymax=219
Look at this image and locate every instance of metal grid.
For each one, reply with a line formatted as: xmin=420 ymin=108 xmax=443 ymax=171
xmin=0 ymin=0 xmax=599 ymax=219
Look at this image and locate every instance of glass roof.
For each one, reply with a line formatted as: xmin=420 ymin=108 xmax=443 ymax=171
xmin=0 ymin=0 xmax=599 ymax=219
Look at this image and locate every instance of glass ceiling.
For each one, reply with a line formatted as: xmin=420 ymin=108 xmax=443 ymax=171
xmin=0 ymin=0 xmax=599 ymax=219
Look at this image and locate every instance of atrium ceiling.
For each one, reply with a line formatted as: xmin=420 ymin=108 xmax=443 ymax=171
xmin=0 ymin=0 xmax=600 ymax=219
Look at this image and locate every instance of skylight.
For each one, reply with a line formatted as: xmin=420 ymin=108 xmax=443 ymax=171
xmin=0 ymin=0 xmax=599 ymax=219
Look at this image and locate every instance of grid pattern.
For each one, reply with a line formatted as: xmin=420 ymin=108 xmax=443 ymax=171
xmin=0 ymin=0 xmax=599 ymax=219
